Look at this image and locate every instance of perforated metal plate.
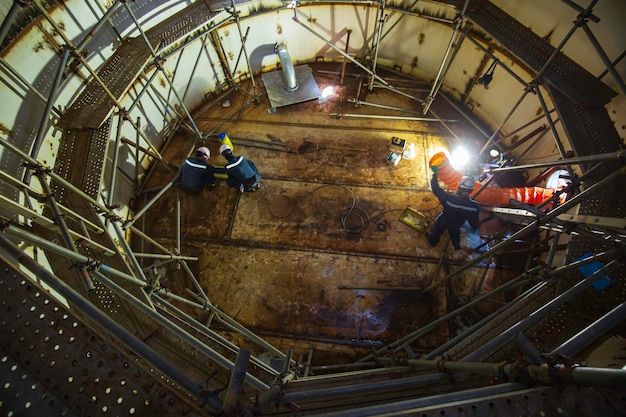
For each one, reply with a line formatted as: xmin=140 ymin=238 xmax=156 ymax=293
xmin=0 ymin=257 xmax=210 ymax=417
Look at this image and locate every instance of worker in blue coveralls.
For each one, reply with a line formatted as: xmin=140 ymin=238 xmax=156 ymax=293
xmin=220 ymin=144 xmax=261 ymax=192
xmin=179 ymin=146 xmax=226 ymax=193
xmin=426 ymin=167 xmax=480 ymax=251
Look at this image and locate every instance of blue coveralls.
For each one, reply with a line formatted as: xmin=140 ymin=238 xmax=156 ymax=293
xmin=428 ymin=173 xmax=480 ymax=250
xmin=179 ymin=156 xmax=226 ymax=192
xmin=224 ymin=155 xmax=261 ymax=192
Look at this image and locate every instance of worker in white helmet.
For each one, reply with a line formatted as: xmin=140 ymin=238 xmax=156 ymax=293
xmin=426 ymin=167 xmax=480 ymax=251
xmin=220 ymin=144 xmax=261 ymax=192
xmin=179 ymin=146 xmax=226 ymax=193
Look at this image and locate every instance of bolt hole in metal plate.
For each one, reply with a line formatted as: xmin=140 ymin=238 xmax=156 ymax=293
xmin=0 ymin=261 xmax=205 ymax=417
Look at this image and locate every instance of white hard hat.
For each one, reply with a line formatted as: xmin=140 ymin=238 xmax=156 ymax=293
xmin=220 ymin=144 xmax=232 ymax=155
xmin=458 ymin=176 xmax=475 ymax=191
xmin=196 ymin=146 xmax=210 ymax=158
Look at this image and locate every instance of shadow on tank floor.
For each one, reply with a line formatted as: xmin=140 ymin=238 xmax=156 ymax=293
xmin=133 ymin=63 xmax=518 ymax=365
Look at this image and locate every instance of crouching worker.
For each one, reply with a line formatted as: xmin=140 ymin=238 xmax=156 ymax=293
xmin=220 ymin=144 xmax=261 ymax=192
xmin=427 ymin=167 xmax=480 ymax=251
xmin=179 ymin=146 xmax=226 ymax=193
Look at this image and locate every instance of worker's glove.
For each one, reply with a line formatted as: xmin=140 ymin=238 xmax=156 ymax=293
xmin=430 ymin=166 xmax=438 ymax=174
xmin=239 ymin=184 xmax=244 ymax=193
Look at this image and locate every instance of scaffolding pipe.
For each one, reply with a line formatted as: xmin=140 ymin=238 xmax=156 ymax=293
xmin=281 ymin=372 xmax=449 ymax=403
xmin=0 ymin=0 xmax=22 ymax=45
xmin=0 ymin=234 xmax=223 ymax=414
xmin=107 ymin=112 xmax=126 ymax=209
xmin=368 ymin=0 xmax=387 ymax=90
xmin=359 ymin=271 xmax=533 ymax=363
xmin=460 ymin=28 xmax=528 ymax=87
xmin=124 ymin=175 xmax=179 ymax=229
xmin=330 ymin=112 xmax=456 ymax=122
xmin=32 ymin=0 xmax=174 ymax=174
xmin=75 ymin=1 xmax=123 ymax=53
xmin=427 ymin=166 xmax=625 ymax=291
xmin=24 ymin=48 xmax=69 ymax=185
xmin=363 ymin=250 xmax=617 ymax=362
xmin=464 ymin=259 xmax=620 ymax=362
xmin=133 ymin=253 xmax=197 ymax=261
xmin=129 ymin=71 xmax=159 ymax=114
xmin=223 ymin=349 xmax=251 ymax=416
xmin=91 ymin=270 xmax=268 ymax=392
xmin=377 ymin=357 xmax=626 ymax=389
xmin=0 ymin=221 xmax=147 ymax=287
xmin=534 ymin=86 xmax=575 ymax=177
xmin=489 ymin=149 xmax=626 ymax=172
xmin=122 ymin=2 xmax=202 ymax=137
xmin=304 ymin=383 xmax=526 ymax=417
xmin=0 ymin=58 xmax=60 ymax=115
xmin=422 ymin=0 xmax=470 ymax=114
xmin=152 ymin=294 xmax=279 ymax=376
xmin=37 ymin=176 xmax=95 ymax=292
xmin=292 ymin=9 xmax=423 ymax=104
xmin=231 ymin=0 xmax=258 ymax=93
xmin=155 ymin=289 xmax=291 ymax=364
xmin=552 ymin=301 xmax=626 ymax=358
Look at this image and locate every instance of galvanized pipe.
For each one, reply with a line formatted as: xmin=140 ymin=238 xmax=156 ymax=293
xmin=0 ymin=0 xmax=22 ymax=45
xmin=552 ymin=301 xmax=626 ymax=358
xmin=422 ymin=0 xmax=470 ymax=114
xmin=363 ymin=250 xmax=617 ymax=362
xmin=91 ymin=270 xmax=268 ymax=392
xmin=489 ymin=149 xmax=626 ymax=172
xmin=231 ymin=0 xmax=258 ymax=93
xmin=534 ymin=86 xmax=575 ymax=177
xmin=152 ymin=294 xmax=279 ymax=376
xmin=378 ymin=357 xmax=626 ymax=389
xmin=122 ymin=2 xmax=202 ymax=137
xmin=0 ymin=221 xmax=146 ymax=287
xmin=106 ymin=112 xmax=126 ymax=210
xmin=0 ymin=58 xmax=58 ymax=114
xmin=75 ymin=1 xmax=123 ymax=53
xmin=155 ymin=289 xmax=290 ymax=364
xmin=359 ymin=272 xmax=532 ymax=363
xmin=464 ymin=259 xmax=620 ymax=361
xmin=124 ymin=175 xmax=178 ymax=229
xmin=427 ymin=166 xmax=625 ymax=291
xmin=281 ymin=372 xmax=449 ymax=403
xmin=31 ymin=0 xmax=173 ymax=173
xmin=132 ymin=253 xmax=197 ymax=261
xmin=460 ymin=28 xmax=528 ymax=87
xmin=38 ymin=172 xmax=94 ymax=292
xmin=368 ymin=0 xmax=387 ymax=89
xmin=292 ymin=9 xmax=422 ymax=104
xmin=304 ymin=383 xmax=526 ymax=417
xmin=329 ymin=112 xmax=455 ymax=122
xmin=223 ymin=349 xmax=251 ymax=416
xmin=0 ymin=234 xmax=223 ymax=414
xmin=423 ymin=276 xmax=549 ymax=359
xmin=275 ymin=43 xmax=298 ymax=91
xmin=24 ymin=48 xmax=69 ymax=185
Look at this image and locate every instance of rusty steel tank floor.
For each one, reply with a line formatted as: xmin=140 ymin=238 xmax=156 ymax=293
xmin=134 ymin=64 xmax=518 ymax=365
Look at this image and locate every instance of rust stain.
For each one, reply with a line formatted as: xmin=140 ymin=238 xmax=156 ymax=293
xmin=0 ymin=123 xmax=12 ymax=136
